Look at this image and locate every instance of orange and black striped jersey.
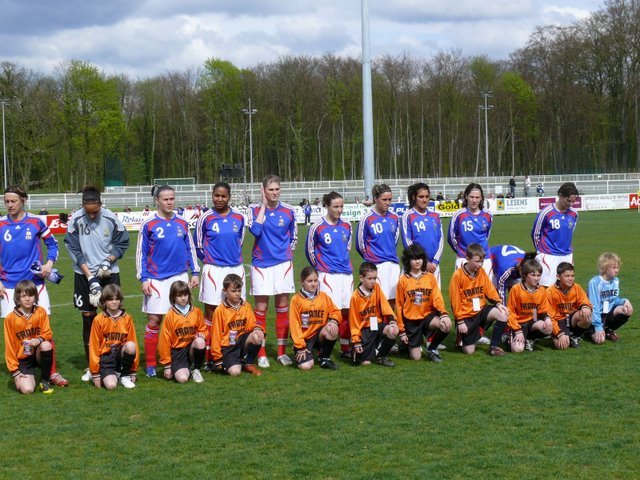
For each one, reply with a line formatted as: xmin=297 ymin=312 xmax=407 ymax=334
xmin=88 ymin=310 xmax=139 ymax=375
xmin=506 ymin=283 xmax=551 ymax=331
xmin=348 ymin=282 xmax=395 ymax=344
xmin=4 ymin=306 xmax=52 ymax=374
xmin=289 ymin=290 xmax=341 ymax=349
xmin=158 ymin=306 xmax=207 ymax=366
xmin=546 ymin=282 xmax=592 ymax=336
xmin=211 ymin=300 xmax=262 ymax=362
xmin=396 ymin=272 xmax=448 ymax=333
xmin=449 ymin=264 xmax=501 ymax=321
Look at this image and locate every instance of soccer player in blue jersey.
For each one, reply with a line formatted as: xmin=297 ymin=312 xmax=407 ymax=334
xmin=136 ymin=185 xmax=200 ymax=377
xmin=194 ymin=182 xmax=246 ymax=367
xmin=532 ymin=182 xmax=579 ymax=286
xmin=0 ymin=185 xmax=68 ymax=387
xmin=448 ymin=183 xmax=493 ymax=274
xmin=247 ymin=175 xmax=298 ymax=368
xmin=65 ymin=186 xmax=130 ymax=382
xmin=489 ymin=244 xmax=526 ymax=304
xmin=306 ymin=191 xmax=353 ymax=355
xmin=401 ymin=182 xmax=444 ymax=287
xmin=356 ymin=184 xmax=400 ymax=308
xmin=586 ymin=252 xmax=633 ymax=344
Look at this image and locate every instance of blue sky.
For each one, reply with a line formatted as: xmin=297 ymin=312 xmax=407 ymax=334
xmin=0 ymin=0 xmax=603 ymax=78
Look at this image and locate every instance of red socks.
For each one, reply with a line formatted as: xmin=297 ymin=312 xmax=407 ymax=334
xmin=255 ymin=309 xmax=267 ymax=358
xmin=339 ymin=310 xmax=351 ymax=352
xmin=144 ymin=324 xmax=159 ymax=367
xmin=276 ymin=307 xmax=289 ymax=357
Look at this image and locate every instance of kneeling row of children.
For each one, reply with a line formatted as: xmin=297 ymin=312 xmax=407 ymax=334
xmin=5 ymin=245 xmax=633 ymax=393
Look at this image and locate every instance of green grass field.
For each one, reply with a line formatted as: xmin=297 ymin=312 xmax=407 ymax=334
xmin=1 ymin=210 xmax=639 ymax=479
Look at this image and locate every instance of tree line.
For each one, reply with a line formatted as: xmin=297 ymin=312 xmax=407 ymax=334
xmin=0 ymin=0 xmax=638 ymax=191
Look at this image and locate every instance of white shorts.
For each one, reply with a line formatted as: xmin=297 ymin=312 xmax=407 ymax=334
xmin=537 ymin=253 xmax=573 ymax=287
xmin=455 ymin=257 xmax=493 ymax=281
xmin=318 ymin=272 xmax=353 ymax=309
xmin=250 ymin=261 xmax=295 ymax=296
xmin=142 ymin=272 xmax=189 ymax=315
xmin=375 ymin=261 xmax=400 ymax=301
xmin=199 ymin=264 xmax=246 ymax=305
xmin=1 ymin=284 xmax=50 ymax=318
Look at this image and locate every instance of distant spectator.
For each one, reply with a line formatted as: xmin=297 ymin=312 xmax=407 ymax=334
xmin=313 ymin=197 xmax=320 ymax=206
xmin=436 ymin=192 xmax=444 ymax=201
xmin=144 ymin=205 xmax=151 ymax=212
xmin=456 ymin=191 xmax=464 ymax=203
xmin=536 ymin=183 xmax=545 ymax=196
xmin=39 ymin=208 xmax=49 ymax=215
xmin=509 ymin=176 xmax=516 ymax=198
xmin=524 ymin=176 xmax=531 ymax=197
xmin=362 ymin=196 xmax=373 ymax=207
xmin=123 ymin=206 xmax=132 ymax=213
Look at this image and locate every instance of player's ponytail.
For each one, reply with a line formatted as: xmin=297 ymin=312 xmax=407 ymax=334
xmin=322 ymin=191 xmax=342 ymax=208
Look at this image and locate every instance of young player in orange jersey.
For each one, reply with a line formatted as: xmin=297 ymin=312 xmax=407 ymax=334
xmin=3 ymin=280 xmax=55 ymax=394
xmin=158 ymin=281 xmax=207 ymax=384
xmin=289 ymin=266 xmax=341 ymax=370
xmin=348 ymin=262 xmax=399 ymax=366
xmin=506 ymin=255 xmax=553 ymax=353
xmin=449 ymin=243 xmax=509 ymax=356
xmin=88 ymin=284 xmax=139 ymax=390
xmin=396 ymin=244 xmax=451 ymax=363
xmin=211 ymin=274 xmax=265 ymax=376
xmin=546 ymin=262 xmax=592 ymax=350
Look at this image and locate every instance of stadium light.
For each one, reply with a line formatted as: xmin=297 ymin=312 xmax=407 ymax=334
xmin=1 ymin=98 xmax=8 ymax=190
xmin=243 ymin=98 xmax=257 ymax=201
xmin=480 ymin=91 xmax=494 ymax=193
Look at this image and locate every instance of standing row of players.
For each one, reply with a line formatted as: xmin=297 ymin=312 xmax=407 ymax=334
xmin=1 ymin=178 xmax=634 ymax=392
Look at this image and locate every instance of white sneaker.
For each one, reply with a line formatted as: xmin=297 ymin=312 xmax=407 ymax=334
xmin=81 ymin=368 xmax=92 ymax=382
xmin=476 ymin=336 xmax=491 ymax=345
xmin=277 ymin=354 xmax=293 ymax=366
xmin=257 ymin=356 xmax=270 ymax=369
xmin=119 ymin=376 xmax=136 ymax=389
xmin=191 ymin=369 xmax=204 ymax=384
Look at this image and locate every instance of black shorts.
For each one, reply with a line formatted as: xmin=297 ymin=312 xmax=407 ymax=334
xmin=99 ymin=345 xmax=125 ymax=378
xmin=221 ymin=333 xmax=250 ymax=370
xmin=404 ymin=313 xmax=438 ymax=348
xmin=354 ymin=322 xmax=389 ymax=363
xmin=458 ymin=306 xmax=495 ymax=346
xmin=18 ymin=355 xmax=39 ymax=376
xmin=170 ymin=343 xmax=196 ymax=371
xmin=74 ymin=273 xmax=121 ymax=313
xmin=293 ymin=332 xmax=322 ymax=363
xmin=556 ymin=318 xmax=571 ymax=337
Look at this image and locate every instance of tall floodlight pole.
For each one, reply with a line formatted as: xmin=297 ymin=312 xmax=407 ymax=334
xmin=243 ymin=98 xmax=257 ymax=201
xmin=361 ymin=0 xmax=375 ymax=199
xmin=1 ymin=99 xmax=8 ymax=190
xmin=480 ymin=92 xmax=494 ymax=193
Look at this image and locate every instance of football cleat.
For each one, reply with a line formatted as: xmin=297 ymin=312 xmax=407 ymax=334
xmin=119 ymin=376 xmax=136 ymax=389
xmin=488 ymin=346 xmax=506 ymax=357
xmin=49 ymin=372 xmax=69 ymax=387
xmin=426 ymin=349 xmax=443 ymax=363
xmin=145 ymin=366 xmax=157 ymax=378
xmin=81 ymin=368 xmax=92 ymax=382
xmin=276 ymin=354 xmax=293 ymax=366
xmin=605 ymin=331 xmax=620 ymax=342
xmin=242 ymin=364 xmax=263 ymax=376
xmin=525 ymin=340 xmax=535 ymax=352
xmin=569 ymin=336 xmax=581 ymax=349
xmin=476 ymin=336 xmax=491 ymax=345
xmin=40 ymin=380 xmax=54 ymax=394
xmin=319 ymin=358 xmax=339 ymax=370
xmin=257 ymin=356 xmax=270 ymax=369
xmin=374 ymin=356 xmax=396 ymax=367
xmin=191 ymin=369 xmax=204 ymax=384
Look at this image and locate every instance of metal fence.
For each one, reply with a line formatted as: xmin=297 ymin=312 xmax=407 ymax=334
xmin=23 ymin=173 xmax=640 ymax=212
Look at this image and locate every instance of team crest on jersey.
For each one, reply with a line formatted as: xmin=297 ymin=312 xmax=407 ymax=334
xmin=25 ymin=229 xmax=32 ymax=240
xmin=177 ymin=228 xmax=183 ymax=237
xmin=278 ymin=216 xmax=284 ymax=227
xmin=103 ymin=227 xmax=110 ymax=237
xmin=568 ymin=219 xmax=574 ymax=229
xmin=232 ymin=223 xmax=239 ymax=232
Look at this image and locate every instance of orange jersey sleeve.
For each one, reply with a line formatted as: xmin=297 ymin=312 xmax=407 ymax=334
xmin=546 ymin=283 xmax=593 ymax=336
xmin=349 ymin=283 xmax=394 ymax=344
xmin=396 ymin=273 xmax=448 ymax=332
xmin=158 ymin=307 xmax=207 ymax=366
xmin=88 ymin=311 xmax=139 ymax=375
xmin=289 ymin=291 xmax=341 ymax=350
xmin=449 ymin=266 xmax=500 ymax=320
xmin=507 ymin=284 xmax=551 ymax=331
xmin=211 ymin=301 xmax=259 ymax=362
xmin=3 ymin=306 xmax=53 ymax=374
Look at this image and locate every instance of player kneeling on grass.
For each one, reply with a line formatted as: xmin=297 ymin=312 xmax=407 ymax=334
xmin=587 ymin=252 xmax=634 ymax=344
xmin=4 ymin=280 xmax=55 ymax=394
xmin=506 ymin=255 xmax=553 ymax=353
xmin=211 ymin=274 xmax=265 ymax=376
xmin=449 ymin=243 xmax=509 ymax=356
xmin=547 ymin=262 xmax=592 ymax=350
xmin=89 ymin=284 xmax=139 ymax=390
xmin=290 ymin=266 xmax=341 ymax=371
xmin=349 ymin=262 xmax=399 ymax=367
xmin=158 ymin=281 xmax=207 ymax=384
xmin=396 ymin=244 xmax=451 ymax=363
